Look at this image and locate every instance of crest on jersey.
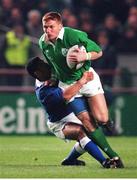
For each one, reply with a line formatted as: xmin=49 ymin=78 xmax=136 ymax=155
xmin=61 ymin=48 xmax=68 ymax=57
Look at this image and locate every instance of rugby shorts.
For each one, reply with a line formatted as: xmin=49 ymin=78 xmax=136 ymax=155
xmin=59 ymin=67 xmax=104 ymax=102
xmin=47 ymin=112 xmax=82 ymax=139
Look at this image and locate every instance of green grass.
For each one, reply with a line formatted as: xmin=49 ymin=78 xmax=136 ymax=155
xmin=0 ymin=136 xmax=137 ymax=178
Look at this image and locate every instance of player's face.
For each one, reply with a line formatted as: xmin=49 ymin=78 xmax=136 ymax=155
xmin=42 ymin=19 xmax=62 ymax=42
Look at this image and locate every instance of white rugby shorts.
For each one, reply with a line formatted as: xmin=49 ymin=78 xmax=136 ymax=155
xmin=59 ymin=67 xmax=104 ymax=101
xmin=47 ymin=112 xmax=82 ymax=139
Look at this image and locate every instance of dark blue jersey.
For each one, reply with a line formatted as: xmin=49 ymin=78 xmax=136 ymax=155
xmin=36 ymin=85 xmax=72 ymax=122
xmin=35 ymin=84 xmax=88 ymax=122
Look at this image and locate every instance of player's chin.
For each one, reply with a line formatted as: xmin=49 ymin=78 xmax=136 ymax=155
xmin=48 ymin=35 xmax=56 ymax=41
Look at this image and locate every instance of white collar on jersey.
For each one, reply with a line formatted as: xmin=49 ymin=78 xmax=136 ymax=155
xmin=57 ymin=27 xmax=64 ymax=40
xmin=35 ymin=79 xmax=44 ymax=88
xmin=42 ymin=27 xmax=64 ymax=43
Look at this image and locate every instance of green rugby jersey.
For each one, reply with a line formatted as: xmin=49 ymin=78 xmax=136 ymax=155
xmin=39 ymin=27 xmax=101 ymax=84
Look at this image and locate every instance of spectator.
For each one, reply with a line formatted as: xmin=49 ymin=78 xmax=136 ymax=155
xmin=65 ymin=14 xmax=79 ymax=28
xmin=97 ymin=14 xmax=122 ymax=46
xmin=79 ymin=8 xmax=93 ymax=23
xmin=15 ymin=0 xmax=37 ymax=19
xmin=0 ymin=0 xmax=14 ymax=26
xmin=26 ymin=9 xmax=43 ymax=57
xmin=128 ymin=6 xmax=137 ymax=17
xmin=36 ymin=0 xmax=50 ymax=16
xmin=26 ymin=10 xmax=43 ymax=38
xmin=125 ymin=0 xmax=137 ymax=7
xmin=6 ymin=7 xmax=25 ymax=28
xmin=61 ymin=8 xmax=73 ymax=24
xmin=117 ymin=6 xmax=137 ymax=53
xmin=117 ymin=27 xmax=137 ymax=53
xmin=0 ymin=24 xmax=32 ymax=86
xmin=126 ymin=7 xmax=137 ymax=33
xmin=80 ymin=20 xmax=96 ymax=40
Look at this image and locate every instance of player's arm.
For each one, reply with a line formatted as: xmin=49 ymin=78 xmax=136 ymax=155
xmin=68 ymin=48 xmax=102 ymax=63
xmin=68 ymin=45 xmax=102 ymax=63
xmin=87 ymin=50 xmax=103 ymax=60
xmin=85 ymin=38 xmax=103 ymax=60
xmin=63 ymin=71 xmax=93 ymax=101
xmin=68 ymin=30 xmax=103 ymax=62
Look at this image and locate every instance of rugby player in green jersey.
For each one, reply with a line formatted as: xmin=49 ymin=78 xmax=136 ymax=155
xmin=38 ymin=12 xmax=124 ymax=168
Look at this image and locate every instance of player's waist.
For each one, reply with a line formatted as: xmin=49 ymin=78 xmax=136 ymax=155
xmin=59 ymin=67 xmax=94 ymax=84
xmin=58 ymin=66 xmax=91 ymax=84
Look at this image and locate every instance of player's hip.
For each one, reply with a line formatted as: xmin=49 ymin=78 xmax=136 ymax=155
xmin=59 ymin=67 xmax=104 ymax=98
xmin=47 ymin=112 xmax=82 ymax=139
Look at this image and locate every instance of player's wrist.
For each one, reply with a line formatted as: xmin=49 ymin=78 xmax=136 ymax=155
xmin=77 ymin=80 xmax=84 ymax=88
xmin=86 ymin=52 xmax=92 ymax=60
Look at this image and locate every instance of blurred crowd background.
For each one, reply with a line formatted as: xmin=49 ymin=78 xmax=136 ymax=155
xmin=0 ymin=0 xmax=137 ymax=89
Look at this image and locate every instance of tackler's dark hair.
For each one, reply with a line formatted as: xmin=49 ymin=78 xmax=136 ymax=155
xmin=26 ymin=56 xmax=51 ymax=79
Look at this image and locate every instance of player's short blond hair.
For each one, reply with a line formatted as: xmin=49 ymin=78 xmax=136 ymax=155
xmin=42 ymin=11 xmax=62 ymax=23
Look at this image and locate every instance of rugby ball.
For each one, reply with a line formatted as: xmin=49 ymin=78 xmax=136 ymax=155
xmin=66 ymin=45 xmax=86 ymax=69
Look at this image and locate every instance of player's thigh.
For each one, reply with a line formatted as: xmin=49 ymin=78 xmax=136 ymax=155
xmin=63 ymin=123 xmax=85 ymax=140
xmin=88 ymin=93 xmax=109 ymax=122
xmin=77 ymin=111 xmax=96 ymax=132
xmin=80 ymin=67 xmax=104 ymax=97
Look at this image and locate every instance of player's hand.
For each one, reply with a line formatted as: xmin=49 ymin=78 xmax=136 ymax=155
xmin=67 ymin=48 xmax=87 ymax=63
xmin=78 ymin=71 xmax=94 ymax=85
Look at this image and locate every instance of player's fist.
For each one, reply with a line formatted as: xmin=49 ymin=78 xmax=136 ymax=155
xmin=78 ymin=71 xmax=94 ymax=85
xmin=67 ymin=48 xmax=87 ymax=63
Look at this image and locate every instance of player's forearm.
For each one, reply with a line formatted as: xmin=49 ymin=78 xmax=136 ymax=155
xmin=87 ymin=51 xmax=103 ymax=61
xmin=63 ymin=71 xmax=93 ymax=101
xmin=63 ymin=81 xmax=83 ymax=101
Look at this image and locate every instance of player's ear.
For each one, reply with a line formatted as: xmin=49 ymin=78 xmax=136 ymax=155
xmin=59 ymin=23 xmax=63 ymax=30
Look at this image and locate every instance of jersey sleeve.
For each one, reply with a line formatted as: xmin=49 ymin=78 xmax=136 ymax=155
xmin=39 ymin=34 xmax=45 ymax=50
xmin=39 ymin=36 xmax=43 ymax=50
xmin=68 ymin=29 xmax=102 ymax=53
xmin=49 ymin=88 xmax=65 ymax=104
xmin=78 ymin=31 xmax=101 ymax=52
